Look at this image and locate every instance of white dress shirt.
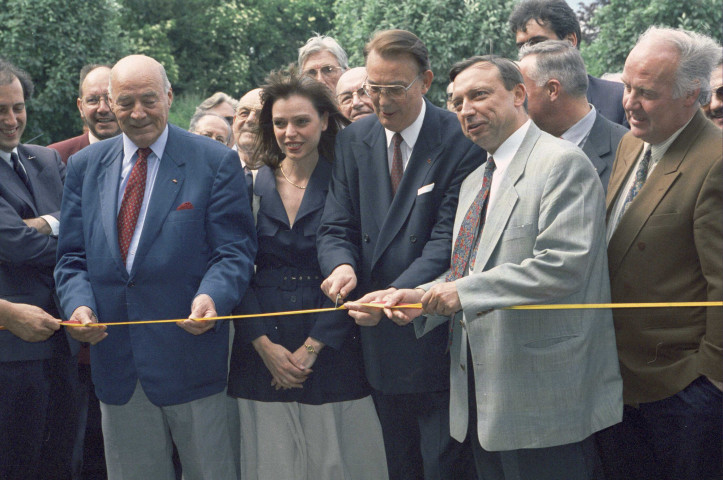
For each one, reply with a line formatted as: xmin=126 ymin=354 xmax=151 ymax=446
xmin=487 ymin=119 xmax=532 ymax=213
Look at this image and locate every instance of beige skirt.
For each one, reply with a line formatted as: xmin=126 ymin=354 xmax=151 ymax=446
xmin=237 ymin=396 xmax=388 ymax=480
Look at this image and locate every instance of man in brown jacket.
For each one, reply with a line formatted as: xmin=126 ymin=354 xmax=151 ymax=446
xmin=598 ymin=26 xmax=722 ymax=480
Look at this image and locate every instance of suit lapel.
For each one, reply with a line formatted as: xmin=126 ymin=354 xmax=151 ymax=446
xmin=472 ymin=124 xmax=540 ymax=272
xmin=582 ymin=114 xmax=611 ymax=180
xmin=133 ymin=134 xmax=184 ymax=267
xmin=373 ymin=101 xmax=440 ymax=267
xmin=358 ymin=121 xmax=392 ymax=232
xmin=605 ymin=135 xmax=639 ymax=218
xmin=608 ymin=112 xmax=705 ymax=276
xmin=254 ymin=166 xmax=289 ymax=227
xmin=294 ymin=158 xmax=331 ymax=227
xmin=0 ymin=149 xmax=37 ymax=215
xmin=97 ymin=139 xmax=125 ymax=273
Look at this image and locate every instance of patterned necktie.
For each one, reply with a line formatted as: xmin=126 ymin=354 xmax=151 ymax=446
xmin=390 ymin=133 xmax=403 ymax=196
xmin=118 ymin=147 xmax=151 ymax=263
xmin=621 ymin=146 xmax=652 ymax=215
xmin=10 ymin=151 xmax=33 ymax=196
xmin=446 ymin=156 xmax=496 ymax=282
xmin=444 ymin=156 xmax=495 ymax=350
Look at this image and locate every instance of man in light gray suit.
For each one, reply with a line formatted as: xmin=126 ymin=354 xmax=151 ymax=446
xmin=384 ymin=55 xmax=622 ymax=479
xmin=517 ymin=40 xmax=628 ymax=192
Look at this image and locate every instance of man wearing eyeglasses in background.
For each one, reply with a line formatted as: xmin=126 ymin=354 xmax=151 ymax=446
xmin=49 ymin=64 xmax=121 ymax=163
xmin=335 ymin=66 xmax=374 ymax=122
xmin=299 ymin=34 xmax=348 ymax=92
xmin=317 ymin=29 xmax=482 ymax=480
xmin=702 ymin=57 xmax=722 ymax=128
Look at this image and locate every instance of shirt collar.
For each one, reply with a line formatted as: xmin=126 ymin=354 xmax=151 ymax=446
xmin=0 ymin=147 xmax=16 ymax=166
xmin=121 ymin=125 xmax=169 ymax=162
xmin=88 ymin=130 xmax=101 ymax=145
xmin=384 ymin=99 xmax=426 ymax=150
xmin=646 ymin=114 xmax=695 ymax=166
xmin=561 ymin=105 xmax=596 ymax=147
xmin=488 ymin=119 xmax=532 ymax=171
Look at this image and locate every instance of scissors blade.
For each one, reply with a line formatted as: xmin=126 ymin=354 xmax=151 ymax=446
xmin=335 ymin=294 xmax=341 ymax=309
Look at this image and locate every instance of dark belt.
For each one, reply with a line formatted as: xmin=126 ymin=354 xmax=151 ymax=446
xmin=253 ymin=267 xmax=323 ymax=291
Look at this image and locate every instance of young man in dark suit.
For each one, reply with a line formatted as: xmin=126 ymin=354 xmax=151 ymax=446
xmin=509 ymin=0 xmax=628 ymax=127
xmin=317 ymin=29 xmax=482 ymax=480
xmin=0 ymin=58 xmax=80 ymax=480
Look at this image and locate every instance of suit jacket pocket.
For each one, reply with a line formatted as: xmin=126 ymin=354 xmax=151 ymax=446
xmin=501 ymin=223 xmax=536 ymax=241
xmin=165 ymin=209 xmax=203 ymax=223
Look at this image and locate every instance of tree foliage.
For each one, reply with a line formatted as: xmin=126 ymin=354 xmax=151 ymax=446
xmin=4 ymin=0 xmax=721 ymax=143
xmin=117 ymin=0 xmax=334 ymax=98
xmin=581 ymin=0 xmax=723 ymax=77
xmin=0 ymin=0 xmax=129 ymax=144
xmin=332 ymin=0 xmax=518 ymax=107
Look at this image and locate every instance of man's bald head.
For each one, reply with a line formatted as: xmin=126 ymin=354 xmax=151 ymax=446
xmin=109 ymin=55 xmax=173 ymax=148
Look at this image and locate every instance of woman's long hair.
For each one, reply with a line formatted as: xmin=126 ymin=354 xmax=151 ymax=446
xmin=250 ymin=67 xmax=349 ymax=169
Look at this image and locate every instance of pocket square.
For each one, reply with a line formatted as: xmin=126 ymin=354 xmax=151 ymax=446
xmin=176 ymin=202 xmax=194 ymax=211
xmin=417 ymin=183 xmax=435 ymax=196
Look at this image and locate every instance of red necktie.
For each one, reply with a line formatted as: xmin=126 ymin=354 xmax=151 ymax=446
xmin=118 ymin=148 xmax=151 ymax=263
xmin=390 ymin=133 xmax=403 ymax=196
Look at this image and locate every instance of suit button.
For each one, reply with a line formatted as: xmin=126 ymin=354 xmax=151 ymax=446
xmin=290 ymin=295 xmax=297 ymax=303
xmin=128 ymin=281 xmax=135 ymax=288
xmin=410 ymin=235 xmax=417 ymax=243
xmin=363 ymin=234 xmax=370 ymax=243
xmin=637 ymin=242 xmax=646 ymax=251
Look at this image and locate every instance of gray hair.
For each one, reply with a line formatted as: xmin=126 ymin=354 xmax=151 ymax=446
xmin=195 ymin=91 xmax=238 ymax=115
xmin=519 ymin=39 xmax=588 ymax=98
xmin=637 ymin=26 xmax=721 ymax=106
xmin=298 ymin=34 xmax=349 ymax=71
xmin=188 ymin=112 xmax=232 ymax=143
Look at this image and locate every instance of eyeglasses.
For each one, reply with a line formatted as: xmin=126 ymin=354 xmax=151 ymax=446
xmin=82 ymin=94 xmax=110 ymax=107
xmin=303 ymin=65 xmax=342 ymax=78
xmin=363 ymin=76 xmax=420 ymax=100
xmin=336 ymin=88 xmax=368 ymax=107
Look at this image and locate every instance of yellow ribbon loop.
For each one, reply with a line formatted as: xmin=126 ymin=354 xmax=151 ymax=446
xmin=48 ymin=301 xmax=722 ymax=328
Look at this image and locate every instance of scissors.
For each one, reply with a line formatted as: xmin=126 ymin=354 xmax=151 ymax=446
xmin=334 ymin=293 xmax=342 ymax=309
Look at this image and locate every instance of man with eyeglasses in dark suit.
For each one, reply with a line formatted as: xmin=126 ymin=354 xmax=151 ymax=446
xmin=317 ymin=29 xmax=482 ymax=480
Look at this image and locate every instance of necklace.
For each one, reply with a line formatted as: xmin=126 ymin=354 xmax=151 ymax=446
xmin=279 ymin=165 xmax=307 ymax=189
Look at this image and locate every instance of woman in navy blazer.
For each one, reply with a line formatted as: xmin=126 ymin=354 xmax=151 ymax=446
xmin=228 ymin=71 xmax=388 ymax=479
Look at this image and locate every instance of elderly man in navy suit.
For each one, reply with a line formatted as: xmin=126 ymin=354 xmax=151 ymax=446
xmin=55 ymin=54 xmax=256 ymax=480
xmin=0 ymin=58 xmax=80 ymax=480
xmin=518 ymin=40 xmax=628 ymax=192
xmin=317 ymin=29 xmax=482 ymax=479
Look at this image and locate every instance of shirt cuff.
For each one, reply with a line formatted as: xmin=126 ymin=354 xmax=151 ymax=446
xmin=41 ymin=214 xmax=60 ymax=237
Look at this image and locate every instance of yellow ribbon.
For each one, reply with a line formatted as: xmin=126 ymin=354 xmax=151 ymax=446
xmin=52 ymin=301 xmax=722 ymax=328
